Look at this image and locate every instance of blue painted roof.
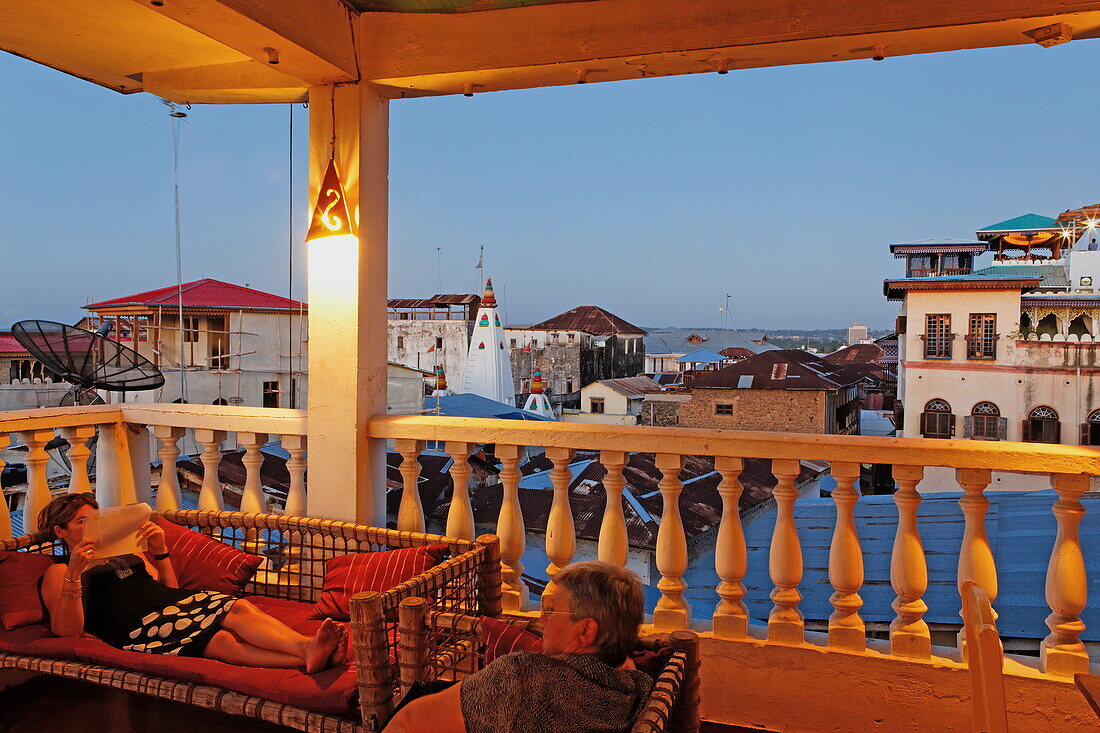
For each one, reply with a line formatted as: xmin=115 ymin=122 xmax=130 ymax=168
xmin=737 ymin=490 xmax=1100 ymax=640
xmin=423 ymin=393 xmax=550 ymax=421
xmin=978 ymin=213 xmax=1060 ymax=233
xmin=10 ymin=510 xmax=23 ymax=537
xmin=677 ymin=348 xmax=725 ymax=364
xmin=973 ymin=265 xmax=1068 ymax=288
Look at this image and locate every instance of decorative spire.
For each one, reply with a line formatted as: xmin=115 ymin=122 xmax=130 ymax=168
xmin=522 ymin=366 xmax=555 ymax=419
xmin=436 ymin=365 xmax=448 ymax=392
xmin=482 ymin=277 xmax=497 ymax=308
xmin=531 ymin=369 xmax=545 ymax=394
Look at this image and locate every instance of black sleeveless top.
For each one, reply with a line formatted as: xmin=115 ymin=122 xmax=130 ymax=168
xmin=80 ymin=554 xmax=202 ymax=648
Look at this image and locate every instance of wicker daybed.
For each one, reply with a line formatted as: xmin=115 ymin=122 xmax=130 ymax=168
xmin=395 ymin=597 xmax=702 ymax=733
xmin=0 ymin=509 xmax=501 ymax=733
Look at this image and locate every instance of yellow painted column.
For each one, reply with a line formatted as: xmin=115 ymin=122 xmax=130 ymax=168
xmin=306 ymin=82 xmax=390 ymax=524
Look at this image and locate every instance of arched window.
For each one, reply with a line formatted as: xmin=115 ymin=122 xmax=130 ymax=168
xmin=967 ymin=401 xmax=1003 ymax=441
xmin=920 ymin=399 xmax=954 ymax=439
xmin=1082 ymin=409 xmax=1100 ymax=446
xmin=1024 ymin=406 xmax=1060 ymax=444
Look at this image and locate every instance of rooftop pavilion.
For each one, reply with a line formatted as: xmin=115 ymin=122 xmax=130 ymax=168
xmin=6 ymin=2 xmax=1100 ymax=731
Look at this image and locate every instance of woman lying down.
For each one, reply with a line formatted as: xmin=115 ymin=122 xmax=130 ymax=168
xmin=38 ymin=494 xmax=345 ymax=672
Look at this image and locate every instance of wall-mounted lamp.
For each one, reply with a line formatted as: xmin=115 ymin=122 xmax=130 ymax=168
xmin=307 ymin=158 xmax=353 ymax=243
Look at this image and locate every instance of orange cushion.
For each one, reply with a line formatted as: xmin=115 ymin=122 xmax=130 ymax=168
xmin=315 ymin=545 xmax=449 ymax=620
xmin=154 ymin=518 xmax=264 ymax=594
xmin=0 ymin=551 xmax=55 ymax=630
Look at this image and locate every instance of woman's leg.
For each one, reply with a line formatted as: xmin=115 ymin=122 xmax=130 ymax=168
xmin=220 ymin=599 xmax=344 ymax=673
xmin=203 ymin=629 xmax=304 ymax=668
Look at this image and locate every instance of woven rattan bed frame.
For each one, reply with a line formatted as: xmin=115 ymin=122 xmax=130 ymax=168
xmin=395 ymin=598 xmax=701 ymax=733
xmin=0 ymin=509 xmax=502 ymax=732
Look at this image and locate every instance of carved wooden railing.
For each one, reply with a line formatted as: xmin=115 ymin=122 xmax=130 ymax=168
xmin=368 ymin=414 xmax=1100 ymax=679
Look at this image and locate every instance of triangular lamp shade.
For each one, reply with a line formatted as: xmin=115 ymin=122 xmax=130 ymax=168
xmin=307 ymin=158 xmax=353 ymax=241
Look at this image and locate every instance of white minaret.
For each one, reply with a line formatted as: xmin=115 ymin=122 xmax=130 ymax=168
xmin=522 ymin=368 xmax=555 ymax=419
xmin=461 ymin=278 xmax=515 ymax=406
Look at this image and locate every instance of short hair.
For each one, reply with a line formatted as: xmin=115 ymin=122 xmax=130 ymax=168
xmin=38 ymin=493 xmax=98 ymax=542
xmin=554 ymin=561 xmax=644 ymax=667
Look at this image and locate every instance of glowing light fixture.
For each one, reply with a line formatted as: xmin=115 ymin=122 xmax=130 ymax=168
xmin=307 ymin=157 xmax=353 ymax=243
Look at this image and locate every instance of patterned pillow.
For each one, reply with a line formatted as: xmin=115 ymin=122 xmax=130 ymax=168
xmin=315 ymin=545 xmax=449 ymax=620
xmin=0 ymin=551 xmax=55 ymax=630
xmin=154 ymin=518 xmax=264 ymax=594
xmin=481 ymin=616 xmax=543 ymax=665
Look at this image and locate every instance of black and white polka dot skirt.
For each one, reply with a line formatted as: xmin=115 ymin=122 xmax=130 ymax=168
xmin=121 ymin=591 xmax=238 ymax=656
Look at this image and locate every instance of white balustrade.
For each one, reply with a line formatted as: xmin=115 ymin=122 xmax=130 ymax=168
xmin=956 ymin=468 xmax=997 ymax=650
xmin=395 ymin=439 xmax=426 ymax=532
xmin=152 ymin=425 xmax=185 ymax=512
xmin=1040 ymin=473 xmax=1090 ymax=676
xmin=543 ymin=446 xmax=575 ymax=602
xmin=445 ymin=441 xmax=474 ymax=540
xmin=713 ymin=456 xmax=748 ymax=639
xmin=495 ymin=444 xmax=528 ymax=611
xmin=61 ymin=425 xmax=96 ymax=494
xmin=19 ymin=430 xmax=54 ymax=535
xmin=0 ymin=434 xmax=11 ymax=541
xmin=890 ymin=465 xmax=931 ymax=659
xmin=653 ymin=452 xmax=690 ymax=630
xmin=283 ymin=434 xmax=307 ymax=517
xmin=768 ymin=459 xmax=805 ymax=643
xmin=238 ymin=431 xmax=269 ymax=514
xmin=827 ymin=461 xmax=864 ymax=651
xmin=597 ymin=450 xmax=628 ymax=566
xmin=195 ymin=429 xmax=228 ymax=511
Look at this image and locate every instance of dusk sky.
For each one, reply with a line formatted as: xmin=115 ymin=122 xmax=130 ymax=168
xmin=2 ymin=40 xmax=1098 ymax=330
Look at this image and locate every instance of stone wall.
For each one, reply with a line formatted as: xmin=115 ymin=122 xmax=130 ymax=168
xmin=678 ymin=388 xmax=825 ymax=433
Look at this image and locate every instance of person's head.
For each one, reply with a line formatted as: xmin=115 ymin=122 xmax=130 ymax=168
xmin=541 ymin=561 xmax=645 ymax=667
xmin=38 ymin=494 xmax=99 ymax=548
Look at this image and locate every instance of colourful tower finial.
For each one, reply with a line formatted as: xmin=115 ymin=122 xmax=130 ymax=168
xmin=482 ymin=277 xmax=497 ymax=308
xmin=531 ymin=369 xmax=545 ymax=394
xmin=435 ymin=365 xmax=448 ymax=392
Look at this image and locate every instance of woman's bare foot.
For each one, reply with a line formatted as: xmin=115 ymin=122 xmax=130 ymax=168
xmin=305 ymin=618 xmax=341 ymax=674
xmin=329 ymin=623 xmax=348 ymax=667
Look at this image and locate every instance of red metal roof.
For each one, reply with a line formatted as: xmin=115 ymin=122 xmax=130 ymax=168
xmin=596 ymin=376 xmax=664 ymax=397
xmin=388 ymin=294 xmax=480 ymax=308
xmin=528 ymin=306 xmax=646 ymax=335
xmin=84 ymin=279 xmax=306 ymax=312
xmin=686 ymin=350 xmax=863 ymax=391
xmin=0 ymin=335 xmax=28 ymax=355
xmin=824 ymin=343 xmax=884 ymax=365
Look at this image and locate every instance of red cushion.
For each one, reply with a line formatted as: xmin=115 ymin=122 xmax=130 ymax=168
xmin=0 ymin=551 xmax=55 ymax=630
xmin=0 ymin=596 xmax=358 ymax=716
xmin=155 ymin=518 xmax=264 ymax=594
xmin=315 ymin=545 xmax=449 ymax=620
xmin=481 ymin=616 xmax=543 ymax=665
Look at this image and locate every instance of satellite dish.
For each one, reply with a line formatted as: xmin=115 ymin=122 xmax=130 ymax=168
xmin=12 ymin=320 xmax=166 ymax=399
xmin=59 ymin=386 xmax=107 ymax=407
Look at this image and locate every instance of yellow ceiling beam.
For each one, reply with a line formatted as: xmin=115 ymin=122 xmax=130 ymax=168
xmin=138 ymin=0 xmax=358 ymax=87
xmin=360 ymin=0 xmax=1100 ymax=96
xmin=142 ymin=60 xmax=308 ymax=104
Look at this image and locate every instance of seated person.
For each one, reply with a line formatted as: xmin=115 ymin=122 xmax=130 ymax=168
xmin=38 ymin=494 xmax=345 ymax=672
xmin=384 ymin=560 xmax=653 ymax=733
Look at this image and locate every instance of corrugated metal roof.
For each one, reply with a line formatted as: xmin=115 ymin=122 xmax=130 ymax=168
xmin=824 ymin=344 xmax=884 ymax=365
xmin=529 ymin=306 xmax=646 ymax=336
xmin=596 ymin=376 xmax=664 ymax=397
xmin=973 ymin=264 xmax=1068 ymax=288
xmin=686 ymin=350 xmax=862 ymax=391
xmin=388 ymin=294 xmax=480 ymax=308
xmin=677 ymin=348 xmax=725 ymax=364
xmin=736 ymin=490 xmax=1100 ymax=640
xmin=978 ymin=213 xmax=1061 ymax=233
xmin=0 ymin=335 xmax=27 ymax=355
xmin=424 ymin=393 xmax=550 ymax=420
xmin=645 ymin=329 xmax=779 ymax=356
xmin=85 ymin=279 xmax=306 ymax=312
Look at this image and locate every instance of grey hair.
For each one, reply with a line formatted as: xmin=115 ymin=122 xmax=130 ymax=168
xmin=554 ymin=561 xmax=644 ymax=667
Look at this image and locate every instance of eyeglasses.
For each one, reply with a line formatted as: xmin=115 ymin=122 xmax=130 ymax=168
xmin=539 ymin=609 xmax=576 ymax=619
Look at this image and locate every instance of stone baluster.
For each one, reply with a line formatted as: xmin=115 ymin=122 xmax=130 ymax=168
xmin=654 ymin=453 xmax=690 ymax=630
xmin=152 ymin=426 xmax=185 ymax=511
xmin=195 ymin=429 xmax=228 ymax=511
xmin=0 ymin=434 xmax=11 ymax=540
xmin=956 ymin=468 xmax=997 ymax=649
xmin=768 ymin=459 xmax=805 ymax=644
xmin=597 ymin=450 xmax=629 ymax=566
xmin=19 ymin=430 xmax=54 ymax=534
xmin=890 ymin=465 xmax=931 ymax=659
xmin=445 ymin=442 xmax=474 ymax=540
xmin=395 ymin=439 xmax=426 ymax=533
xmin=827 ymin=462 xmax=865 ymax=651
xmin=543 ymin=446 xmax=575 ymax=602
xmin=61 ymin=426 xmax=96 ymax=494
xmin=713 ymin=456 xmax=748 ymax=639
xmin=495 ymin=444 xmax=528 ymax=611
xmin=238 ymin=432 xmax=270 ymax=514
xmin=283 ymin=435 xmax=307 ymax=517
xmin=1040 ymin=473 xmax=1090 ymax=676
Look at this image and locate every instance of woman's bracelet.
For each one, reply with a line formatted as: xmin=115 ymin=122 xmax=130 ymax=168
xmin=152 ymin=551 xmax=171 ymax=561
xmin=63 ymin=575 xmax=81 ymax=584
xmin=60 ymin=586 xmax=82 ymax=600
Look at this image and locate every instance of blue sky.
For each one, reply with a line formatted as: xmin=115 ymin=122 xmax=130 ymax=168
xmin=2 ymin=41 xmax=1098 ymax=330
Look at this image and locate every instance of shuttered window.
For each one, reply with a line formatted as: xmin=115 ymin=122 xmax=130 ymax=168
xmin=920 ymin=399 xmax=954 ymax=439
xmin=967 ymin=314 xmax=997 ymax=359
xmin=923 ymin=314 xmax=952 ymax=358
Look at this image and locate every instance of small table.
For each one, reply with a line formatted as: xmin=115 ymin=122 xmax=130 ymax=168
xmin=1075 ymin=673 xmax=1100 ymax=719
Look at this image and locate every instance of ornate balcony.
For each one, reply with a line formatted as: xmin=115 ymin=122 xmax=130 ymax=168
xmin=2 ymin=403 xmax=1098 ymax=730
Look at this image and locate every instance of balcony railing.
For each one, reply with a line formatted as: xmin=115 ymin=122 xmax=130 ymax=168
xmin=2 ymin=405 xmax=1098 ymax=729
